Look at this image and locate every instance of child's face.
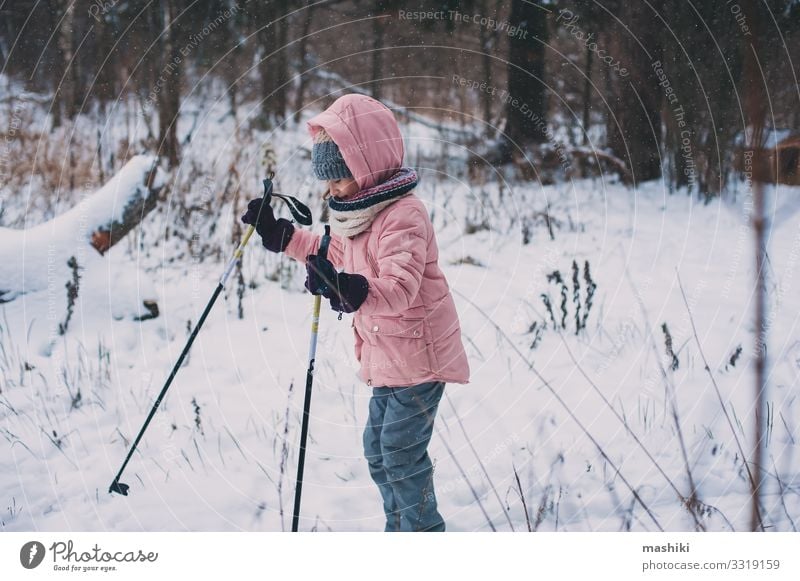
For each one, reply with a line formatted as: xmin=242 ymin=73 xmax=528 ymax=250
xmin=327 ymin=177 xmax=359 ymax=199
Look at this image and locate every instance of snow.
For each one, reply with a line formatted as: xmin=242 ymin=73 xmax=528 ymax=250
xmin=1 ymin=86 xmax=799 ymax=533
xmin=0 ymin=155 xmax=165 ymax=355
xmin=734 ymin=127 xmax=796 ymax=148
xmin=0 ymin=155 xmax=162 ymax=285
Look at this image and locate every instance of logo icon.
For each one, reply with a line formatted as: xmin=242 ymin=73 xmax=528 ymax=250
xmin=20 ymin=541 xmax=46 ymax=569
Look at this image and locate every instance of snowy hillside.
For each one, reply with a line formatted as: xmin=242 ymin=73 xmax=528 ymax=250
xmin=1 ymin=88 xmax=799 ymax=533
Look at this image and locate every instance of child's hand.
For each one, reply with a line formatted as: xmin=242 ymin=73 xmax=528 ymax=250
xmin=305 ymin=254 xmax=337 ymax=296
xmin=241 ymin=198 xmax=294 ymax=253
xmin=305 ymin=255 xmax=369 ymax=313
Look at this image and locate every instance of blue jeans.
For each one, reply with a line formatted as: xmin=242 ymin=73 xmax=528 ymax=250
xmin=363 ymin=380 xmax=446 ymax=532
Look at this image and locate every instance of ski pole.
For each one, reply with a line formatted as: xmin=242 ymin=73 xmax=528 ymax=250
xmin=109 ymin=176 xmax=311 ymax=496
xmin=291 ymin=224 xmax=331 ymax=531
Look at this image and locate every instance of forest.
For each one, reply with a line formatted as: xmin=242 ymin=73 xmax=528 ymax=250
xmin=2 ymin=0 xmax=798 ymax=200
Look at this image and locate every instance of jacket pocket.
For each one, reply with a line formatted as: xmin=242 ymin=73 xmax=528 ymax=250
xmin=364 ymin=316 xmax=432 ymax=378
xmin=367 ymin=316 xmax=425 ymax=339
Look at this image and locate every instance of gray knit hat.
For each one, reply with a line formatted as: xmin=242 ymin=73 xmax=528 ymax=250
xmin=311 ymin=129 xmax=352 ymax=180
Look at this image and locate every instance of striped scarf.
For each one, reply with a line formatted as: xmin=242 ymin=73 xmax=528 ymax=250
xmin=327 ymin=168 xmax=418 ymax=238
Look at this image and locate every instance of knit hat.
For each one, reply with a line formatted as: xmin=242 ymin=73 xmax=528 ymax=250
xmin=311 ymin=129 xmax=352 ymax=180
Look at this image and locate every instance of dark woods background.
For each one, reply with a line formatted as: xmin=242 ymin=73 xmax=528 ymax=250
xmin=1 ymin=0 xmax=798 ymax=197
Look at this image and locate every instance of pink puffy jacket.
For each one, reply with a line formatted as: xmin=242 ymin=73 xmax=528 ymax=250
xmin=284 ymin=94 xmax=470 ymax=388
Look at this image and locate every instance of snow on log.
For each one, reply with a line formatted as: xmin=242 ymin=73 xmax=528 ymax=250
xmin=0 ymin=155 xmax=166 ymax=314
xmin=83 ymin=155 xmax=164 ymax=255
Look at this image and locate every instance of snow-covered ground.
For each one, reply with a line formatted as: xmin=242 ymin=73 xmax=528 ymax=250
xmin=2 ymin=84 xmax=799 ymax=532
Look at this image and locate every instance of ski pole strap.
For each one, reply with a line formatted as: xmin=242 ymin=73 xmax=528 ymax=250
xmin=272 ymin=193 xmax=313 ymax=226
xmin=220 ymin=178 xmax=276 ymax=287
xmin=262 ymin=175 xmax=312 ymax=226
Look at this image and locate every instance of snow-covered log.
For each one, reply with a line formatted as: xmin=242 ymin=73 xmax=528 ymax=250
xmin=0 ymin=155 xmax=166 ymax=315
xmin=87 ymin=157 xmax=164 ymax=255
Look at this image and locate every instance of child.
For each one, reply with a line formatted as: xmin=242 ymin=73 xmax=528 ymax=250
xmin=241 ymin=94 xmax=470 ymax=532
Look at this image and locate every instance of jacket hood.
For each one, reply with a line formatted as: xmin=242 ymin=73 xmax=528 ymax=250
xmin=307 ymin=94 xmax=404 ymax=190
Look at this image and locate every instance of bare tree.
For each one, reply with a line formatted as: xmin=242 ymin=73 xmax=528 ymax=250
xmin=293 ymin=2 xmax=316 ymax=121
xmin=505 ymin=0 xmax=548 ymax=147
xmin=370 ymin=1 xmax=403 ymax=101
xmin=478 ymin=0 xmax=503 ymax=132
xmin=256 ymin=0 xmax=289 ymax=125
xmin=49 ymin=0 xmax=76 ymax=127
xmin=602 ymin=0 xmax=662 ymax=185
xmin=155 ymin=0 xmax=183 ymax=168
xmin=742 ymin=0 xmax=767 ymax=533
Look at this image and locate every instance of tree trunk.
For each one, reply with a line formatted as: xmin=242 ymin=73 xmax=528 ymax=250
xmin=659 ymin=0 xmax=742 ymax=198
xmin=604 ymin=2 xmax=662 ymax=185
xmin=582 ymin=42 xmax=592 ymax=147
xmin=92 ymin=2 xmax=116 ymax=105
xmin=276 ymin=1 xmax=289 ymax=116
xmin=505 ymin=0 xmax=548 ymax=147
xmin=258 ymin=0 xmax=288 ymax=125
xmin=293 ymin=3 xmax=315 ymax=122
xmin=371 ymin=15 xmax=386 ymax=100
xmin=48 ymin=0 xmax=70 ymax=127
xmin=157 ymin=0 xmax=182 ymax=168
xmin=0 ymin=155 xmax=165 ymax=309
xmin=742 ymin=0 xmax=767 ymax=534
xmin=478 ymin=0 xmax=499 ymax=132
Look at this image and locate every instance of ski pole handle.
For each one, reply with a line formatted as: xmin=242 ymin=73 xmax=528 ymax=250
xmin=220 ymin=176 xmax=275 ymax=287
xmin=318 ymin=224 xmax=331 ymax=261
xmin=306 ymin=225 xmax=331 ymax=357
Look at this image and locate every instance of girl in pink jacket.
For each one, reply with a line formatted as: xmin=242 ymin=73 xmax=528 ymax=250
xmin=242 ymin=94 xmax=470 ymax=532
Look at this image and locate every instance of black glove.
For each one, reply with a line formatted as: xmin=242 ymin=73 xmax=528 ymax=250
xmin=305 ymin=254 xmax=369 ymax=313
xmin=241 ymin=198 xmax=294 ymax=253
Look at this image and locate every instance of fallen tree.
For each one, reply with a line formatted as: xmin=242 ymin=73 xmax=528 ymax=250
xmin=0 ymin=155 xmax=166 ymax=326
